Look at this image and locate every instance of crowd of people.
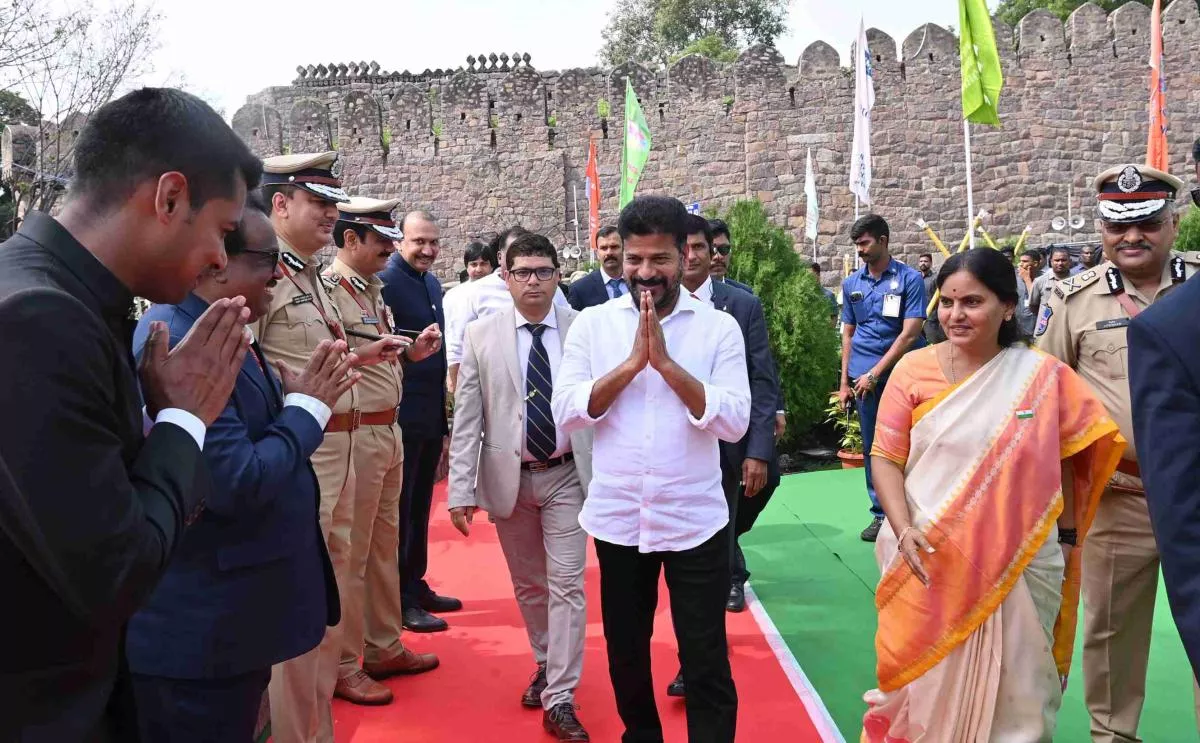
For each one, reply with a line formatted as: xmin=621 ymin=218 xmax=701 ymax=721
xmin=3 ymin=85 xmax=1200 ymax=743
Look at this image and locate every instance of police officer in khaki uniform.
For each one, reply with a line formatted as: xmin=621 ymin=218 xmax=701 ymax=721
xmin=1036 ymin=163 xmax=1200 ymax=742
xmin=257 ymin=153 xmax=407 ymax=743
xmin=323 ymin=197 xmax=442 ymax=705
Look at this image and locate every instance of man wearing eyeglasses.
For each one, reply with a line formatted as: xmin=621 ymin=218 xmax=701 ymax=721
xmin=1037 ymin=163 xmax=1200 ymax=743
xmin=447 ymin=233 xmax=592 ymax=741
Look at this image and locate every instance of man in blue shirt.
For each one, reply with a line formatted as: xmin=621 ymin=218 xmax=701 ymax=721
xmin=838 ymin=214 xmax=927 ymax=541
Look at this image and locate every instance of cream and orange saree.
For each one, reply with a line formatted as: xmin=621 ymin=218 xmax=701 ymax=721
xmin=861 ymin=345 xmax=1124 ymax=743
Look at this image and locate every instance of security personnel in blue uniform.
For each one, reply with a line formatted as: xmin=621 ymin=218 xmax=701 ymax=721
xmin=1037 ymin=163 xmax=1200 ymax=741
xmin=1130 ymin=270 xmax=1200 ymax=685
xmin=127 ymin=194 xmax=348 ymax=742
xmin=837 ymin=214 xmax=927 ymax=542
xmin=666 ymin=215 xmax=783 ymax=698
xmin=378 ymin=210 xmax=461 ymax=632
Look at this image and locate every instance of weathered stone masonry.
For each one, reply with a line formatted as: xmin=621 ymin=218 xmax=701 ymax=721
xmin=230 ymin=2 xmax=1200 ymax=283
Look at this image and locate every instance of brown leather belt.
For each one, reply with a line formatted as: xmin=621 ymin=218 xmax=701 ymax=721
xmin=521 ymin=452 xmax=574 ymax=473
xmin=1115 ymin=458 xmax=1140 ymax=479
xmin=326 ymin=409 xmax=397 ymax=433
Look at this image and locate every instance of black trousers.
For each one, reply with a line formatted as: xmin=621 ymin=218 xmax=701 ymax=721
xmin=131 ymin=668 xmax=270 ymax=743
xmin=595 ymin=530 xmax=737 ymax=743
xmin=722 ymin=459 xmax=779 ymax=587
xmin=399 ymin=433 xmax=444 ymax=605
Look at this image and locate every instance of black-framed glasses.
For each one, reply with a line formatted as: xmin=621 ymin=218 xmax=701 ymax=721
xmin=714 ymin=244 xmax=732 ymax=256
xmin=509 ymin=267 xmax=558 ymax=282
xmin=240 ymin=249 xmax=281 ymax=269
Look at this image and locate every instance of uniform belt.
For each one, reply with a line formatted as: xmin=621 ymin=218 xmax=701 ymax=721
xmin=521 ymin=452 xmax=574 ymax=473
xmin=326 ymin=409 xmax=397 ymax=433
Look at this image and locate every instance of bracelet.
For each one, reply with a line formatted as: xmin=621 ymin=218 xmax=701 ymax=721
xmin=897 ymin=526 xmax=917 ymax=545
xmin=1058 ymin=527 xmax=1078 ymax=546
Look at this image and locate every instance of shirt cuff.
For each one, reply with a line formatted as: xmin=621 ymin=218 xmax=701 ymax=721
xmin=687 ymin=382 xmax=719 ymax=430
xmin=776 ymin=410 xmax=786 ymax=415
xmin=284 ymin=393 xmax=333 ymax=429
xmin=154 ymin=408 xmax=206 ymax=450
xmin=573 ymin=379 xmax=610 ymax=424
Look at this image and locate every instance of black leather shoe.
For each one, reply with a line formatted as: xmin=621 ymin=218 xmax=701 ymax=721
xmin=726 ymin=583 xmax=746 ymax=613
xmin=419 ymin=591 xmax=463 ymax=613
xmin=543 ymin=702 xmax=590 ymax=741
xmin=861 ymin=516 xmax=884 ymax=542
xmin=521 ymin=663 xmax=547 ymax=708
xmin=402 ymin=606 xmax=448 ymax=633
xmin=666 ymin=670 xmax=685 ymax=698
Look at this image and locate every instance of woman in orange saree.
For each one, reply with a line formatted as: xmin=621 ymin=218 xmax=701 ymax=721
xmin=861 ymin=249 xmax=1124 ymax=742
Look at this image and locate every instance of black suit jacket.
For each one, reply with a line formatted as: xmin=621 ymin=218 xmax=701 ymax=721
xmin=709 ymin=280 xmax=780 ymax=475
xmin=568 ymin=269 xmax=620 ymax=311
xmin=1129 ymin=277 xmax=1200 ymax=679
xmin=0 ymin=212 xmax=208 ymax=741
xmin=378 ymin=253 xmax=448 ymax=439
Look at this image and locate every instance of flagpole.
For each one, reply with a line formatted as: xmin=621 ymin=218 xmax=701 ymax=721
xmin=572 ymin=184 xmax=581 ymax=255
xmin=963 ymin=119 xmax=976 ymax=250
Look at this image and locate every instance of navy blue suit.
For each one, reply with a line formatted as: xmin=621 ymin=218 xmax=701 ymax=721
xmin=568 ymin=268 xmax=622 ymax=311
xmin=1129 ymin=277 xmax=1200 ymax=679
xmin=719 ymin=276 xmax=754 ymax=295
xmin=708 ymin=280 xmax=782 ymax=585
xmin=378 ymin=253 xmax=449 ymax=604
xmin=127 ymin=295 xmax=338 ymax=741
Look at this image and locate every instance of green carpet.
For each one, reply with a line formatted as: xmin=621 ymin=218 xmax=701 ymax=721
xmin=745 ymin=467 xmax=1197 ymax=741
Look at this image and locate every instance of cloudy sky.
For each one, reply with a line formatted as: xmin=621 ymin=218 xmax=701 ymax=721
xmin=148 ymin=0 xmax=994 ymax=118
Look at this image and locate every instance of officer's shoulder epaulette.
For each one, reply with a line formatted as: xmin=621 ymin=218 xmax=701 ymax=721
xmin=320 ymin=272 xmax=341 ymax=291
xmin=1176 ymin=250 xmax=1200 ymax=266
xmin=1052 ymin=265 xmax=1106 ymax=301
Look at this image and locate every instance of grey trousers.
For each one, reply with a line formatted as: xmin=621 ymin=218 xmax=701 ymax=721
xmin=493 ymin=462 xmax=588 ymax=710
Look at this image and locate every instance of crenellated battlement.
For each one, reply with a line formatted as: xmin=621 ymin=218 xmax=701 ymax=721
xmin=211 ymin=1 xmax=1200 ymax=281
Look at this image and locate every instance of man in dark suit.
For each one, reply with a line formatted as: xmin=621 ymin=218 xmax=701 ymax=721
xmin=0 ymin=88 xmax=260 ymax=741
xmin=667 ymin=214 xmax=782 ymax=697
xmin=1129 ymin=273 xmax=1200 ymax=680
xmin=378 ymin=210 xmax=460 ymax=632
xmin=568 ymin=225 xmax=626 ymax=311
xmin=708 ymin=219 xmax=754 ymax=295
xmin=127 ymin=194 xmax=349 ymax=741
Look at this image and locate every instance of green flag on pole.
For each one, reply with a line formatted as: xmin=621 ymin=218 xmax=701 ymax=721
xmin=619 ymin=78 xmax=651 ymax=208
xmin=959 ymin=0 xmax=1003 ymax=126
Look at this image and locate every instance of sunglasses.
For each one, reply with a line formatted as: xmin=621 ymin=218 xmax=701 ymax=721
xmin=714 ymin=244 xmax=732 ymax=256
xmin=240 ymin=249 xmax=281 ymax=269
xmin=1099 ymin=216 xmax=1169 ymax=236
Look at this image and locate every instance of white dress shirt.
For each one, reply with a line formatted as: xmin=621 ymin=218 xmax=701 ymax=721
xmin=690 ymin=276 xmax=714 ymax=304
xmin=514 ymin=308 xmax=571 ymax=461
xmin=446 ymin=271 xmax=570 ymax=366
xmin=552 ymin=291 xmax=750 ymax=552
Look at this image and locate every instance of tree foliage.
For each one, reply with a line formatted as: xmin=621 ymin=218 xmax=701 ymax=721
xmin=995 ymin=0 xmax=1151 ymax=26
xmin=600 ymin=0 xmax=788 ymax=67
xmin=0 ymin=90 xmax=37 ymax=126
xmin=1174 ymin=207 xmax=1200 ymax=253
xmin=719 ymin=200 xmax=841 ymax=442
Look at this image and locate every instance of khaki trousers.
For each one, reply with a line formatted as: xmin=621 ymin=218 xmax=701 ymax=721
xmin=340 ymin=423 xmax=406 ymax=674
xmin=1082 ymin=487 xmax=1200 ymax=742
xmin=269 ymin=431 xmax=356 ymax=743
xmin=493 ymin=462 xmax=587 ymax=710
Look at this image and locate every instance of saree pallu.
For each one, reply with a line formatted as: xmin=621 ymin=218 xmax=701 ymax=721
xmin=862 ymin=346 xmax=1124 ymax=742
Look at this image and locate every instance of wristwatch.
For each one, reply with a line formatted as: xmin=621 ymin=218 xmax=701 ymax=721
xmin=865 ymin=372 xmax=878 ymax=387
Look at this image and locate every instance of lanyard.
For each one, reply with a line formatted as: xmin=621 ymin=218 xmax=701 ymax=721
xmin=338 ymin=277 xmax=393 ymax=334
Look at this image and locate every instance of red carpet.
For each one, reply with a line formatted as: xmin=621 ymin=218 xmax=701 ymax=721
xmin=330 ymin=485 xmax=822 ymax=742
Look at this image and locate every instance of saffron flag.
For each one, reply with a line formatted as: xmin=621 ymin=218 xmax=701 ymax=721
xmin=619 ymin=78 xmax=651 ymax=209
xmin=959 ymin=0 xmax=1003 ymax=126
xmin=586 ymin=137 xmax=601 ymax=258
xmin=804 ymin=148 xmax=819 ymax=242
xmin=849 ymin=19 xmax=875 ymax=205
xmin=1147 ymin=0 xmax=1168 ymax=170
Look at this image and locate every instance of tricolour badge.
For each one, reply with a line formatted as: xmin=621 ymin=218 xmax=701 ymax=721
xmin=1016 ymin=409 xmax=1034 ymax=420
xmin=1034 ymin=304 xmax=1053 ymax=337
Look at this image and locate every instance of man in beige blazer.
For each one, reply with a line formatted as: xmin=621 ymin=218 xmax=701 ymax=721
xmin=448 ymin=233 xmax=593 ymax=742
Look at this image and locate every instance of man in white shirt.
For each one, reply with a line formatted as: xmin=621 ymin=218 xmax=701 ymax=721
xmin=446 ymin=226 xmax=570 ymax=393
xmin=447 ymin=233 xmax=593 ymax=741
xmin=552 ymin=196 xmax=750 ymax=743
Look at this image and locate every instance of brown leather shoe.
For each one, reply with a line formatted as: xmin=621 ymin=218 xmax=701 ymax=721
xmin=334 ymin=669 xmax=393 ymax=706
xmin=363 ymin=646 xmax=440 ymax=680
xmin=544 ymin=703 xmax=589 ymax=741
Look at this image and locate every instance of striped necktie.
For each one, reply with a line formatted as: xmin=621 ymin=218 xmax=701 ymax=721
xmin=607 ymin=278 xmax=624 ymax=299
xmin=524 ymin=323 xmax=556 ymax=461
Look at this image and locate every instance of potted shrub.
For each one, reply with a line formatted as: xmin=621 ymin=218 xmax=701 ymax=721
xmin=826 ymin=394 xmax=864 ymax=469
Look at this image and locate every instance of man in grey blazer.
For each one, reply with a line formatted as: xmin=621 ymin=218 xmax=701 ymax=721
xmin=447 ymin=233 xmax=593 ymax=742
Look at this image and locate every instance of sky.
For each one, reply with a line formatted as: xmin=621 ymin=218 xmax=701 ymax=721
xmin=145 ymin=0 xmax=992 ymax=119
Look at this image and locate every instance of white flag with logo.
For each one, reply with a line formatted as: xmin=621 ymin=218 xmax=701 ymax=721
xmin=849 ymin=19 xmax=875 ymax=205
xmin=804 ymin=148 xmax=819 ymax=241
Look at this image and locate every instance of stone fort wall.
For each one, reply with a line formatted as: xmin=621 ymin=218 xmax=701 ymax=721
xmin=230 ymin=1 xmax=1200 ymax=282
